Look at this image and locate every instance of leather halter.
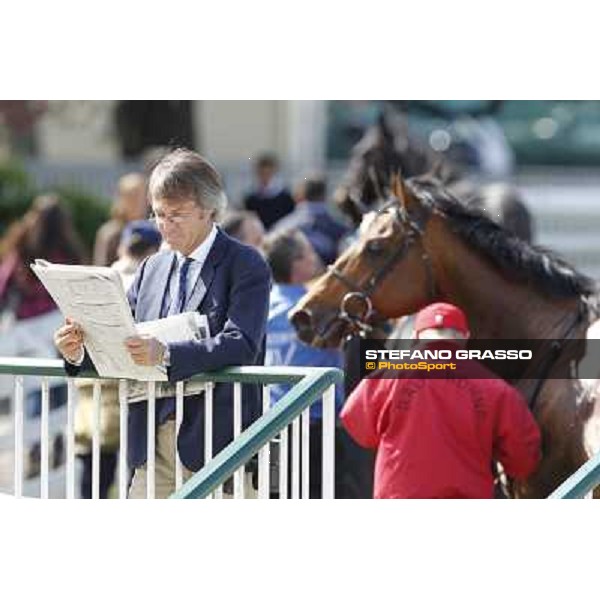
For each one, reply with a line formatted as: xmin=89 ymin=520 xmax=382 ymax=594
xmin=327 ymin=199 xmax=438 ymax=336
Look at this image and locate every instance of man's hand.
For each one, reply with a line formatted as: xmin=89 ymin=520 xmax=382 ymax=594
xmin=125 ymin=335 xmax=166 ymax=366
xmin=54 ymin=318 xmax=84 ymax=363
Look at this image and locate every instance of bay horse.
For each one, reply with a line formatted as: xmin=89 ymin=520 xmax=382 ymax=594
xmin=291 ymin=174 xmax=600 ymax=498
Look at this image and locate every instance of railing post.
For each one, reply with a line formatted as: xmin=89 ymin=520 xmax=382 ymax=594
xmin=279 ymin=427 xmax=288 ymax=500
xmin=147 ymin=381 xmax=156 ymax=499
xmin=322 ymin=384 xmax=335 ymax=499
xmin=233 ymin=382 xmax=243 ymax=499
xmin=301 ymin=408 xmax=310 ymax=499
xmin=66 ymin=379 xmax=76 ymax=499
xmin=118 ymin=379 xmax=128 ymax=499
xmin=175 ymin=381 xmax=184 ymax=491
xmin=258 ymin=385 xmax=271 ymax=499
xmin=92 ymin=381 xmax=101 ymax=500
xmin=13 ymin=376 xmax=24 ymax=499
xmin=41 ymin=378 xmax=50 ymax=499
xmin=206 ymin=383 xmax=222 ymax=499
xmin=292 ymin=417 xmax=300 ymax=499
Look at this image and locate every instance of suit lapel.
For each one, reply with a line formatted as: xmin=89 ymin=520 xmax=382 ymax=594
xmin=183 ymin=229 xmax=228 ymax=312
xmin=145 ymin=252 xmax=177 ymax=320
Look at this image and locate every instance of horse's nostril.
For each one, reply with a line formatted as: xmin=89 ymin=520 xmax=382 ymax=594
xmin=290 ymin=309 xmax=314 ymax=342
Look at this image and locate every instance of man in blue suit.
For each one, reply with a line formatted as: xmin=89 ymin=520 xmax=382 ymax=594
xmin=54 ymin=149 xmax=271 ymax=498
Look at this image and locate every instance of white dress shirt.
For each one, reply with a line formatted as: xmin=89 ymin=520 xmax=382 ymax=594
xmin=167 ymin=223 xmax=218 ymax=311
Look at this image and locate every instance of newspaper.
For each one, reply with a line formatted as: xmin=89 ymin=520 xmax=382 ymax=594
xmin=127 ymin=312 xmax=210 ymax=402
xmin=30 ymin=261 xmax=210 ymax=401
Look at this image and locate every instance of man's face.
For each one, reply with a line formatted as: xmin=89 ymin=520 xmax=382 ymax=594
xmin=151 ymin=197 xmax=212 ymax=256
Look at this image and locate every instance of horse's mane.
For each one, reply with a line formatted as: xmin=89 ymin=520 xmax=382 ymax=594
xmin=406 ymin=175 xmax=599 ymax=301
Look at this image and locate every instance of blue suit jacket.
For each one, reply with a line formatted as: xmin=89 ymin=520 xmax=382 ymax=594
xmin=67 ymin=229 xmax=271 ymax=471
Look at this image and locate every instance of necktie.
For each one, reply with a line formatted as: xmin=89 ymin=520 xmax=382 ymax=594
xmin=169 ymin=256 xmax=192 ymax=315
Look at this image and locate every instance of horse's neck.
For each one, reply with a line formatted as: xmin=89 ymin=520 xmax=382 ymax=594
xmin=434 ymin=234 xmax=578 ymax=339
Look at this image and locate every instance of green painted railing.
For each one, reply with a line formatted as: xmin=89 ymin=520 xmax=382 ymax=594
xmin=172 ymin=366 xmax=342 ymax=499
xmin=548 ymin=452 xmax=600 ymax=499
xmin=0 ymin=357 xmax=333 ymax=385
xmin=0 ymin=357 xmax=343 ymax=499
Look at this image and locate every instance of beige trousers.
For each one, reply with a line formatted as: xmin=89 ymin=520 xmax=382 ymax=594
xmin=128 ymin=419 xmax=257 ymax=499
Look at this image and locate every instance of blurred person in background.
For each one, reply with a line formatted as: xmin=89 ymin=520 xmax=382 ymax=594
xmin=0 ymin=194 xmax=88 ymax=475
xmin=221 ymin=210 xmax=265 ymax=248
xmin=0 ymin=194 xmax=88 ymax=325
xmin=93 ymin=172 xmax=148 ymax=266
xmin=74 ymin=220 xmax=162 ymax=498
xmin=262 ymin=229 xmax=344 ymax=497
xmin=243 ymin=153 xmax=294 ymax=230
xmin=273 ymin=174 xmax=350 ymax=266
xmin=467 ymin=182 xmax=534 ymax=244
xmin=110 ymin=220 xmax=163 ymax=291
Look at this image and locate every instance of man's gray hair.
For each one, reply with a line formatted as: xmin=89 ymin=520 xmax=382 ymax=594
xmin=148 ymin=148 xmax=228 ymax=221
xmin=262 ymin=228 xmax=307 ymax=284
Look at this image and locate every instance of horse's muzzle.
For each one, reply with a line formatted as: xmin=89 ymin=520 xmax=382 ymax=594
xmin=290 ymin=308 xmax=315 ymax=345
xmin=290 ymin=307 xmax=351 ymax=348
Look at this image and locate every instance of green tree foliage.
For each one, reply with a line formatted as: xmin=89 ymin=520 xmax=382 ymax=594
xmin=0 ymin=162 xmax=110 ymax=252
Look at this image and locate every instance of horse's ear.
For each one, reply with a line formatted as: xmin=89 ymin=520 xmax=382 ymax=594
xmin=427 ymin=159 xmax=445 ymax=181
xmin=376 ymin=108 xmax=395 ymax=141
xmin=391 ymin=170 xmax=411 ymax=210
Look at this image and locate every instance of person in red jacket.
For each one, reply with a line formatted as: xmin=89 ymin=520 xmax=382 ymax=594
xmin=340 ymin=302 xmax=541 ymax=499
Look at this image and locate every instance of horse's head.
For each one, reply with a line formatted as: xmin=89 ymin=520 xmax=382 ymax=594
xmin=291 ymin=175 xmax=441 ymax=348
xmin=334 ymin=109 xmax=460 ymax=227
xmin=333 ymin=114 xmax=402 ymax=226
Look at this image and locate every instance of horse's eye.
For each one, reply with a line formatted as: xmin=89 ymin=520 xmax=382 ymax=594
xmin=367 ymin=239 xmax=385 ymax=255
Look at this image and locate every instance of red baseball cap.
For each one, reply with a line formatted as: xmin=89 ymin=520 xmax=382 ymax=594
xmin=414 ymin=302 xmax=469 ymax=336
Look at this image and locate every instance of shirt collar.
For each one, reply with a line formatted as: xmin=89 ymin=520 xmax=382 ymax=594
xmin=176 ymin=223 xmax=218 ymax=266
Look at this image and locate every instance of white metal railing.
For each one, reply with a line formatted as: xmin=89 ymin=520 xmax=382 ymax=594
xmin=0 ymin=361 xmax=341 ymax=500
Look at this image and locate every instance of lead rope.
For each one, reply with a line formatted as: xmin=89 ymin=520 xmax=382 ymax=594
xmin=527 ymin=305 xmax=584 ymax=412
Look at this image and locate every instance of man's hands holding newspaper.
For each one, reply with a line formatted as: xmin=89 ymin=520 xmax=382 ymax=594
xmin=54 ymin=317 xmax=84 ymax=363
xmin=125 ymin=335 xmax=166 ymax=366
xmin=55 ymin=319 xmax=166 ymax=367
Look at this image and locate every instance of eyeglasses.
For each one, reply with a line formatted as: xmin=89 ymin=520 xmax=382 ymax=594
xmin=150 ymin=208 xmax=207 ymax=225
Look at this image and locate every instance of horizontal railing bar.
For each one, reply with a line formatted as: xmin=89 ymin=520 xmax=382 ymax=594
xmin=0 ymin=358 xmax=69 ymax=377
xmin=171 ymin=367 xmax=342 ymax=499
xmin=548 ymin=451 xmax=600 ymax=499
xmin=0 ymin=358 xmax=320 ymax=385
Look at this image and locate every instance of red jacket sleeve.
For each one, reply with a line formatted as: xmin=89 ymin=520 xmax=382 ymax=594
xmin=493 ymin=385 xmax=542 ymax=480
xmin=340 ymin=378 xmax=387 ymax=449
